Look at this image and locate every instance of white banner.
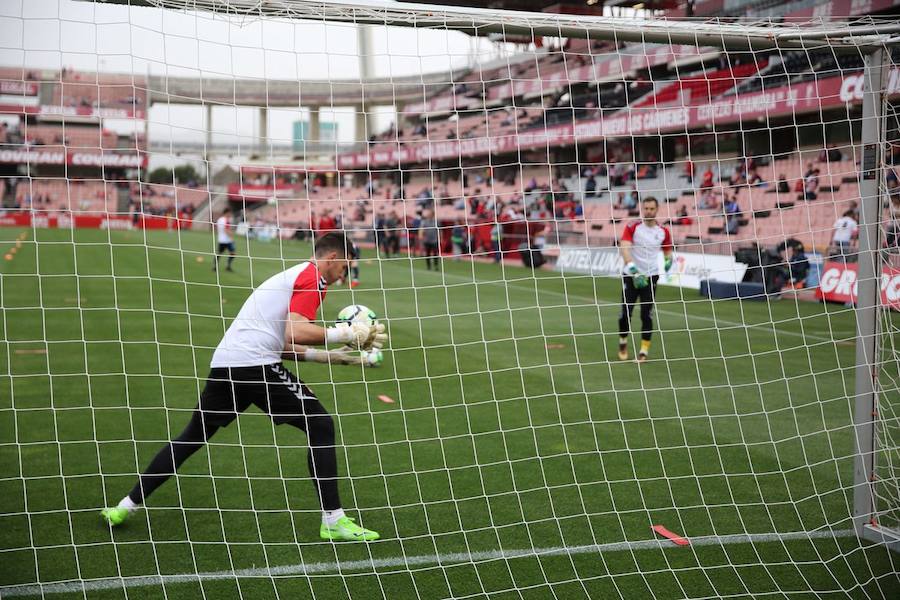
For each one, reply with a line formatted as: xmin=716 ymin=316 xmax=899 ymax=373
xmin=661 ymin=252 xmax=748 ymax=290
xmin=552 ymin=246 xmax=747 ymax=290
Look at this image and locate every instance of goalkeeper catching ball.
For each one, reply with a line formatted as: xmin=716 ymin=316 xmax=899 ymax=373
xmin=618 ymin=196 xmax=673 ymax=362
xmin=101 ymin=232 xmax=385 ymax=542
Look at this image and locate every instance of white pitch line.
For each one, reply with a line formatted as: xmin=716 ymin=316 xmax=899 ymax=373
xmin=0 ymin=529 xmax=856 ymax=598
xmin=429 ymin=268 xmax=847 ymax=344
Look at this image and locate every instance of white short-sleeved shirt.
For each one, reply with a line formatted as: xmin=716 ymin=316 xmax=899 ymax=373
xmin=621 ymin=220 xmax=673 ymax=276
xmin=832 ymin=216 xmax=858 ymax=243
xmin=216 ymin=216 xmax=233 ymax=244
xmin=210 ymin=262 xmax=327 ymax=368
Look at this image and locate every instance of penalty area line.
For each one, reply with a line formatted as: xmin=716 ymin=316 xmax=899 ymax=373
xmin=0 ymin=529 xmax=856 ymax=597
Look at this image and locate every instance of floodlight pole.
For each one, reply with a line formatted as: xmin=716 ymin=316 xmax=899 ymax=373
xmin=854 ymin=47 xmax=898 ymax=552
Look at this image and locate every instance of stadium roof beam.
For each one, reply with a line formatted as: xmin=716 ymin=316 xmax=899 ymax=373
xmin=146 ymin=71 xmax=464 ymax=108
xmin=83 ymin=0 xmax=894 ymax=51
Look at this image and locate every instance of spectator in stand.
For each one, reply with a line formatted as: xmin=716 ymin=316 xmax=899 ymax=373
xmin=832 ymin=209 xmax=858 ymax=260
xmin=724 ymin=196 xmax=742 ymax=234
xmin=667 ymin=204 xmax=693 ymax=226
xmin=584 ymin=174 xmax=597 ymax=199
xmin=804 ymin=169 xmax=820 ymax=200
xmin=700 ymin=167 xmax=714 ymax=191
xmin=624 ymin=187 xmax=638 ymax=210
xmin=804 ymin=162 xmax=817 ymax=179
xmin=684 ymin=159 xmax=694 ymax=183
xmin=748 ymin=168 xmax=764 ymax=187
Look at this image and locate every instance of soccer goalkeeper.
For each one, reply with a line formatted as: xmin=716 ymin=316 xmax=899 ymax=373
xmin=618 ymin=196 xmax=673 ymax=362
xmin=101 ymin=232 xmax=386 ymax=542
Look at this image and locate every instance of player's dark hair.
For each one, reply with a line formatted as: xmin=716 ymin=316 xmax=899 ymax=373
xmin=314 ymin=231 xmax=352 ymax=258
xmin=642 ymin=196 xmax=659 ymax=206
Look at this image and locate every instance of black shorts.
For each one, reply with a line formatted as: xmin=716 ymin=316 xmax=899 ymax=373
xmin=622 ymin=274 xmax=660 ymax=306
xmin=217 ymin=242 xmax=235 ymax=253
xmin=198 ymin=363 xmax=328 ymax=428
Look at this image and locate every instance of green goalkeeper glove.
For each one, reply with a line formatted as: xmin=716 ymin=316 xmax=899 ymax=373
xmin=664 ymin=255 xmax=673 ymax=273
xmin=624 ymin=261 xmax=639 ymax=276
xmin=634 ymin=274 xmax=649 ymax=289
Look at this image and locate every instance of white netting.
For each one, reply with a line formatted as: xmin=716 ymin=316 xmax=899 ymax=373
xmin=0 ymin=1 xmax=899 ymax=598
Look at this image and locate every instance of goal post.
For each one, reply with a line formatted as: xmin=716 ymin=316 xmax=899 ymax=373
xmin=1 ymin=0 xmax=900 ymax=597
xmin=854 ymin=45 xmax=890 ymax=549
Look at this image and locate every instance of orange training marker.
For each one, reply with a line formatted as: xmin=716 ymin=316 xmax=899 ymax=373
xmin=4 ymin=253 xmax=12 ymax=261
xmin=652 ymin=524 xmax=689 ymax=546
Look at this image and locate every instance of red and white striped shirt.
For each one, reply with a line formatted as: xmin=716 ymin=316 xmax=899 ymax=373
xmin=621 ymin=220 xmax=672 ymax=276
xmin=211 ymin=261 xmax=326 ymax=367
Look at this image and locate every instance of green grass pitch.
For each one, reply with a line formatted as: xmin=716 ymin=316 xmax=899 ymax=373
xmin=1 ymin=227 xmax=898 ymax=599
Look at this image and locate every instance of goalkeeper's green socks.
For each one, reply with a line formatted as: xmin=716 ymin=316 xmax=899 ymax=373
xmin=101 ymin=496 xmax=138 ymax=527
xmin=638 ymin=340 xmax=651 ymax=362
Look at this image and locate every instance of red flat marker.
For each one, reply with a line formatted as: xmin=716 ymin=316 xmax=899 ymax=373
xmin=377 ymin=394 xmax=395 ymax=404
xmin=652 ymin=524 xmax=690 ymax=546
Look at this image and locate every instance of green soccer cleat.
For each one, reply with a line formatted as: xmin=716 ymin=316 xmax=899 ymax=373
xmin=320 ymin=517 xmax=380 ymax=542
xmin=100 ymin=507 xmax=131 ymax=527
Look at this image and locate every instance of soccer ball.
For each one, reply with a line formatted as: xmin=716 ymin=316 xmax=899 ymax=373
xmin=336 ymin=304 xmax=377 ymax=327
xmin=365 ymin=349 xmax=384 ymax=367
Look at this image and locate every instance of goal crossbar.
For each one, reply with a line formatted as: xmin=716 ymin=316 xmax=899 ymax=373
xmin=86 ymin=0 xmax=895 ymax=51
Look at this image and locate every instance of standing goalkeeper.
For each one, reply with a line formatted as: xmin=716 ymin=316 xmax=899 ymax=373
xmin=617 ymin=196 xmax=673 ymax=362
xmin=101 ymin=232 xmax=387 ymax=542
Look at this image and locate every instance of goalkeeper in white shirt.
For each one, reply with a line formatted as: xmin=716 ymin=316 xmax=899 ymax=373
xmin=101 ymin=232 xmax=387 ymax=542
xmin=618 ymin=196 xmax=674 ymax=362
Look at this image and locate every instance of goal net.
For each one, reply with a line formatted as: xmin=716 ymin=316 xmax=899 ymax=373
xmin=1 ymin=0 xmax=899 ymax=598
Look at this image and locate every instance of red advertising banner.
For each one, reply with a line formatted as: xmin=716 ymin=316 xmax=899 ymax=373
xmin=0 ymin=213 xmax=187 ymax=230
xmin=38 ymin=104 xmax=146 ymax=120
xmin=0 ymin=80 xmax=39 ymax=96
xmin=338 ymin=70 xmax=900 ymax=169
xmin=0 ymin=148 xmax=146 ymax=168
xmin=815 ymin=261 xmax=900 ymax=310
xmin=0 ymin=104 xmax=145 ymax=119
